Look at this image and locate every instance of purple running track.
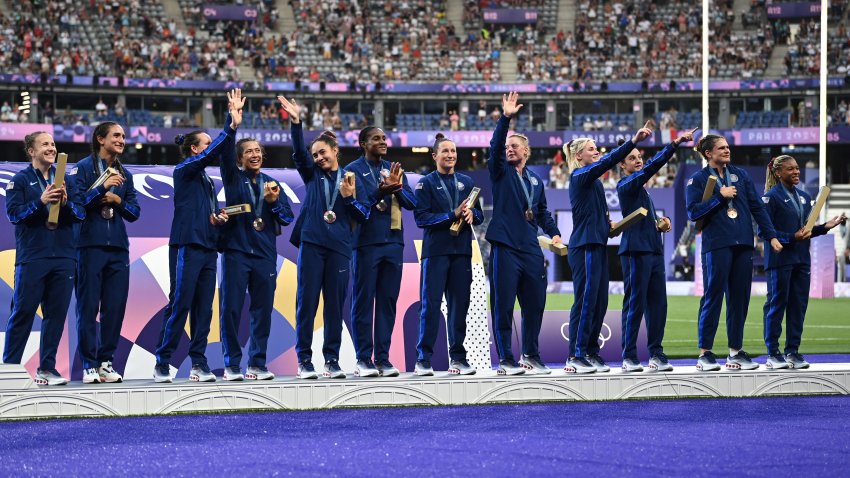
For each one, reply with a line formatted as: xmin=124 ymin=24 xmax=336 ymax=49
xmin=0 ymin=396 xmax=848 ymax=476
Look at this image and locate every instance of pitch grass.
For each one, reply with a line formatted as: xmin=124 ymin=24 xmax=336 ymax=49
xmin=544 ymin=294 xmax=850 ymax=358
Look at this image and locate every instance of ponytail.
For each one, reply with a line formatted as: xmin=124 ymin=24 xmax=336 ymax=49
xmin=764 ymin=155 xmax=795 ymax=193
xmin=564 ymin=138 xmax=594 ymax=173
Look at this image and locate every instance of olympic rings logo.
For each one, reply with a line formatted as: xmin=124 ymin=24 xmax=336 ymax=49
xmin=560 ymin=322 xmax=612 ymax=349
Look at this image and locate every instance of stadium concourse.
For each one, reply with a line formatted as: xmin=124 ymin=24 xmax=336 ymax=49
xmin=1 ymin=0 xmax=850 ymax=476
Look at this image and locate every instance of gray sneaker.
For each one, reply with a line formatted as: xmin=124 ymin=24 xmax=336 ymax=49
xmin=153 ymin=363 xmax=172 ymax=383
xmin=246 ymin=366 xmax=275 ymax=380
xmin=519 ymin=355 xmax=552 ymax=375
xmin=565 ymin=357 xmax=596 ymax=374
xmin=355 ymin=359 xmax=379 ymax=377
xmin=322 ymin=361 xmax=346 ymax=379
xmin=497 ymin=358 xmax=526 ymax=376
xmin=587 ymin=354 xmax=610 ymax=372
xmin=766 ymin=354 xmax=790 ymax=370
xmin=696 ymin=351 xmax=721 ymax=372
xmin=448 ymin=359 xmax=476 ymax=375
xmin=98 ymin=361 xmax=122 ymax=383
xmin=189 ymin=363 xmax=216 ymax=382
xmin=648 ymin=353 xmax=673 ymax=372
xmin=726 ymin=350 xmax=759 ymax=370
xmin=621 ymin=358 xmax=643 ymax=372
xmin=785 ymin=352 xmax=810 ymax=369
xmin=297 ymin=362 xmax=319 ymax=379
xmin=223 ymin=365 xmax=244 ymax=381
xmin=414 ymin=360 xmax=434 ymax=376
xmin=376 ymin=360 xmax=400 ymax=377
xmin=35 ymin=369 xmax=69 ymax=386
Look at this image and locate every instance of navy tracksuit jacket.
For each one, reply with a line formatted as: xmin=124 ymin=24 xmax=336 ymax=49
xmin=289 ymin=122 xmax=368 ymax=365
xmin=616 ymin=142 xmax=677 ymax=360
xmin=4 ymin=164 xmax=85 ymax=370
xmin=343 ymin=155 xmax=416 ymax=362
xmin=73 ymin=155 xmax=140 ymax=370
xmin=414 ymin=170 xmax=484 ymax=363
xmin=218 ymin=138 xmax=293 ymax=370
xmin=761 ymin=183 xmax=826 ymax=356
xmin=155 ymin=119 xmax=236 ymax=367
xmin=567 ymin=139 xmax=635 ymax=359
xmin=486 ymin=115 xmax=560 ymax=362
xmin=685 ymin=164 xmax=777 ymax=351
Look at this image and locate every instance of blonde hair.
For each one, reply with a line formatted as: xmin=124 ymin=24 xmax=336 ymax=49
xmin=508 ymin=133 xmax=530 ymax=162
xmin=564 ymin=138 xmax=594 ymax=173
xmin=764 ymin=154 xmax=796 ymax=193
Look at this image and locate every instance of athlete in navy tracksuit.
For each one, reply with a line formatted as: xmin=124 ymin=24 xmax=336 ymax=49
xmin=344 ymin=126 xmax=416 ymax=377
xmin=686 ymin=134 xmax=782 ymax=371
xmin=486 ymin=92 xmax=562 ymax=376
xmin=280 ymin=97 xmax=369 ymax=379
xmin=73 ymin=122 xmax=140 ymax=384
xmin=3 ymin=131 xmax=85 ymax=385
xmin=413 ymin=134 xmax=484 ymax=376
xmin=761 ymin=155 xmax=845 ymax=370
xmin=564 ymin=122 xmax=653 ymax=374
xmin=616 ymin=129 xmax=695 ymax=373
xmin=218 ymin=130 xmax=293 ymax=382
xmin=154 ymin=91 xmax=243 ymax=383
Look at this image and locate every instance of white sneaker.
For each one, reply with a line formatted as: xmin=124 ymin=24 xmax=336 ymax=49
xmin=297 ymin=362 xmax=319 ymax=379
xmin=414 ymin=360 xmax=434 ymax=376
xmin=246 ymin=366 xmax=275 ymax=380
xmin=621 ymin=358 xmax=643 ymax=373
xmin=564 ymin=357 xmax=596 ymax=374
xmin=189 ymin=364 xmax=217 ymax=382
xmin=153 ymin=364 xmax=172 ymax=383
xmin=223 ymin=366 xmax=244 ymax=381
xmin=355 ymin=359 xmax=379 ymax=377
xmin=98 ymin=361 xmax=122 ymax=383
xmin=647 ymin=354 xmax=673 ymax=372
xmin=35 ymin=369 xmax=69 ymax=386
xmin=519 ymin=355 xmax=552 ymax=375
xmin=82 ymin=367 xmax=102 ymax=384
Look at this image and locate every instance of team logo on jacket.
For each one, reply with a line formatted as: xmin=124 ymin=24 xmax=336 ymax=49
xmin=762 ymin=197 xmax=769 ymax=204
xmin=730 ymin=174 xmax=739 ymax=182
xmin=687 ymin=178 xmax=693 ymax=185
xmin=416 ymin=182 xmax=423 ymax=189
xmin=457 ymin=182 xmax=465 ymax=191
xmin=530 ymin=177 xmax=538 ymax=186
xmin=800 ymin=197 xmax=805 ymax=203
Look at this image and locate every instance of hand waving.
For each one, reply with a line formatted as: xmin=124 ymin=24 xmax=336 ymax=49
xmin=228 ymin=88 xmax=246 ymax=129
xmin=277 ymin=96 xmax=300 ymax=124
xmin=501 ymin=91 xmax=523 ymax=118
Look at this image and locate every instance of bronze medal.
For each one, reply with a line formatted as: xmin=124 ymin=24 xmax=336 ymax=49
xmin=727 ymin=208 xmax=738 ymax=219
xmin=252 ymin=217 xmax=265 ymax=231
xmin=525 ymin=208 xmax=534 ymax=221
xmin=324 ymin=210 xmax=337 ymax=224
xmin=376 ymin=200 xmax=388 ymax=212
xmin=101 ymin=206 xmax=114 ymax=220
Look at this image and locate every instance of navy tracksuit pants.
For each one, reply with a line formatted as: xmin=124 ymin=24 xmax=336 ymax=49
xmin=295 ymin=243 xmax=349 ymax=364
xmin=155 ymin=245 xmax=217 ymax=366
xmin=75 ymin=247 xmax=129 ymax=370
xmin=763 ymin=264 xmax=809 ymax=355
xmin=698 ymin=245 xmax=753 ymax=350
xmin=568 ymin=244 xmax=608 ymax=358
xmin=350 ymin=243 xmax=403 ymax=362
xmin=417 ymin=254 xmax=471 ymax=362
xmin=620 ymin=252 xmax=667 ymax=359
xmin=219 ymin=250 xmax=277 ymax=368
xmin=489 ymin=245 xmax=546 ymax=360
xmin=3 ymin=258 xmax=75 ymax=370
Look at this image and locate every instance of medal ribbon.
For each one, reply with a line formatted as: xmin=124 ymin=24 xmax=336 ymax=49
xmin=323 ymin=170 xmax=342 ymax=214
xmin=436 ymin=173 xmax=459 ymax=212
